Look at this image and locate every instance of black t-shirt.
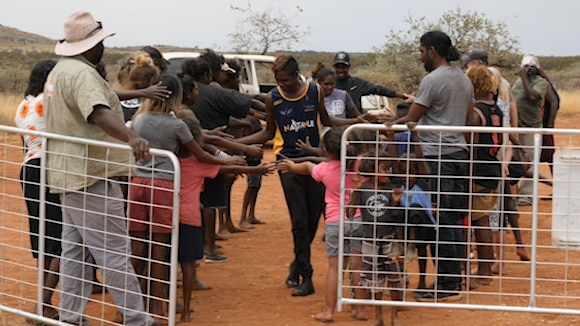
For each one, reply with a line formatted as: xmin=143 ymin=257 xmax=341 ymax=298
xmin=473 ymin=102 xmax=502 ymax=189
xmin=192 ymin=82 xmax=252 ymax=130
xmin=356 ymin=181 xmax=403 ymax=239
xmin=335 ymin=75 xmax=397 ymax=113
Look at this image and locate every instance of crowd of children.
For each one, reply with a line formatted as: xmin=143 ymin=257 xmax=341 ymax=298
xmin=16 ymin=29 xmax=558 ymax=324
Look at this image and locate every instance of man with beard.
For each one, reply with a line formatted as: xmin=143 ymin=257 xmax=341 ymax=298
xmin=45 ymin=12 xmax=156 ymax=325
xmin=388 ymin=30 xmax=474 ymax=302
xmin=332 ymin=51 xmax=411 ymax=113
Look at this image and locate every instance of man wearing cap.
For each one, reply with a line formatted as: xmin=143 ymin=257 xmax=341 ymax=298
xmin=44 ymin=11 xmax=156 ymax=325
xmin=462 ymin=49 xmax=489 ymax=69
xmin=332 ymin=51 xmax=411 ymax=113
xmin=512 ymin=54 xmax=558 ymax=205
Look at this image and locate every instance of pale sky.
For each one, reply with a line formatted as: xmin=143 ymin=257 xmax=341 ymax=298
xmin=1 ymin=0 xmax=578 ymax=56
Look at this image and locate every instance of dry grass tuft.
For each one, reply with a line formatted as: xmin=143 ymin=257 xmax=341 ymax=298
xmin=0 ymin=92 xmax=21 ymax=127
xmin=557 ymin=90 xmax=580 ymax=118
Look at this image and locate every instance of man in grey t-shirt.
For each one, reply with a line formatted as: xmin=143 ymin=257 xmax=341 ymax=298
xmin=389 ymin=31 xmax=474 ymax=302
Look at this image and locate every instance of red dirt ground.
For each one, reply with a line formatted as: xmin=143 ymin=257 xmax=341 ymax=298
xmin=3 ymin=117 xmax=580 ymax=325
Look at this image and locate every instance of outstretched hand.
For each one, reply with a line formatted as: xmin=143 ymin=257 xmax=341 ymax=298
xmin=226 ymin=155 xmax=247 ymax=166
xmin=296 ymin=137 xmax=316 ymax=154
xmin=276 ymin=159 xmax=295 ymax=173
xmin=245 ymin=144 xmax=263 ymax=159
xmin=392 ymin=188 xmax=404 ymax=203
xmin=141 ymin=82 xmax=172 ymax=100
xmin=351 ymin=171 xmax=363 ymax=189
xmin=128 ymin=136 xmax=150 ymax=162
xmin=207 ymin=126 xmax=235 ymax=139
xmin=257 ymin=162 xmax=277 ymax=176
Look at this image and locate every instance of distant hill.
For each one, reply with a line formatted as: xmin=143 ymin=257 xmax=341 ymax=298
xmin=0 ymin=24 xmax=55 ymax=45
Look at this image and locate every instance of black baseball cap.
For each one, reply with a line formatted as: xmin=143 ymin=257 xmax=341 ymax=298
xmin=333 ymin=51 xmax=350 ymax=66
xmin=462 ymin=49 xmax=489 ymax=65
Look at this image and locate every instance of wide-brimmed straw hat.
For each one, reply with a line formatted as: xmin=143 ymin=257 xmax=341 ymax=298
xmin=55 ymin=11 xmax=115 ymax=56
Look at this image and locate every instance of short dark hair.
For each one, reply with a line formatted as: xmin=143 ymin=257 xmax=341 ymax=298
xmin=200 ymin=48 xmax=224 ymax=72
xmin=272 ymin=54 xmax=300 ymax=75
xmin=179 ymin=74 xmax=196 ymax=103
xmin=420 ymin=31 xmax=460 ymax=62
xmin=358 ymin=149 xmax=391 ymax=174
xmin=225 ymin=59 xmax=241 ymax=80
xmin=316 ymin=67 xmax=335 ymax=82
xmin=321 ymin=126 xmax=345 ymax=160
xmin=179 ymin=58 xmax=211 ymax=81
xmin=25 ymin=60 xmax=56 ymax=97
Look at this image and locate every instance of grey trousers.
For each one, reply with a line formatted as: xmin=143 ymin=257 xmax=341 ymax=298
xmin=518 ymin=133 xmax=542 ymax=200
xmin=59 ymin=180 xmax=153 ymax=326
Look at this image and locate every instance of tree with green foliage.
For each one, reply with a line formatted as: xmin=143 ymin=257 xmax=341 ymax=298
xmin=228 ymin=2 xmax=311 ymax=55
xmin=375 ymin=7 xmax=521 ymax=91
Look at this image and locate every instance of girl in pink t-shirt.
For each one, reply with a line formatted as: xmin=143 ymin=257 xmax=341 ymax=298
xmin=178 ymin=118 xmax=275 ymax=322
xmin=278 ymin=126 xmax=359 ymax=323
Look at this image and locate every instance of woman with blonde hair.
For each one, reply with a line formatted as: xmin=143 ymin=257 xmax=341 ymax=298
xmin=487 ymin=67 xmax=531 ymax=274
xmin=127 ymin=73 xmax=245 ymax=320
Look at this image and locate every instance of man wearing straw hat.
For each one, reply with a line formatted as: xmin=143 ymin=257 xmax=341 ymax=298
xmin=44 ymin=11 xmax=157 ymax=325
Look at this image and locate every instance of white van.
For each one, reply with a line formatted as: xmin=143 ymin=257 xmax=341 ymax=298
xmin=164 ymin=52 xmax=277 ymax=95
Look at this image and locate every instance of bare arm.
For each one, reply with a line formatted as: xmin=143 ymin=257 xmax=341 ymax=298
xmin=408 ymin=124 xmax=430 ymax=175
xmin=277 ymin=159 xmax=316 ymax=176
xmin=115 ymin=82 xmax=171 ymax=101
xmin=183 ymin=139 xmax=245 ymax=166
xmin=88 ymin=105 xmax=149 ymax=162
xmin=545 ymin=86 xmax=559 ymax=128
xmin=207 ymin=135 xmax=263 ymax=158
xmin=384 ymin=129 xmax=400 ymax=173
xmin=519 ymin=68 xmax=542 ymax=101
xmin=220 ymin=162 xmax=275 ymax=175
xmin=347 ymin=172 xmax=362 ymax=218
xmin=390 ymin=102 xmax=428 ymax=124
xmin=236 ymin=94 xmax=276 ymax=145
xmin=465 ymin=103 xmax=481 ymax=146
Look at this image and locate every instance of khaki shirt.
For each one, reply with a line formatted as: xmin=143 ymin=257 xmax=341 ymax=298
xmin=45 ymin=56 xmax=133 ymax=193
xmin=512 ymin=75 xmax=549 ymax=128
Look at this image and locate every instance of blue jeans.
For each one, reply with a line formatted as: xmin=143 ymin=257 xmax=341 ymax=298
xmin=426 ymin=150 xmax=469 ymax=291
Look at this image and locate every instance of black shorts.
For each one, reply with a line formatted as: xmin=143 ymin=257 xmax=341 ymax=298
xmin=200 ymin=173 xmax=226 ymax=209
xmin=178 ymin=224 xmax=204 ymax=263
xmin=20 ymin=158 xmax=63 ymax=259
xmin=246 ymin=157 xmax=262 ymax=188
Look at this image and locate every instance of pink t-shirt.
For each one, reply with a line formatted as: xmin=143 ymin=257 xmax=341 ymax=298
xmin=311 ymin=160 xmax=353 ymax=224
xmin=179 ymin=155 xmax=220 ymax=226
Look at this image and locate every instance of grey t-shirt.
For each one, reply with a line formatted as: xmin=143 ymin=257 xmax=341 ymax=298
xmin=132 ymin=112 xmax=193 ymax=180
xmin=414 ymin=66 xmax=474 ymax=156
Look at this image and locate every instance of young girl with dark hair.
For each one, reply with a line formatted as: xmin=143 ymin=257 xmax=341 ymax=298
xmin=15 ymin=59 xmax=61 ymax=321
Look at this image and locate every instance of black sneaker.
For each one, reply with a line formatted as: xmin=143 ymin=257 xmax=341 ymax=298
xmin=285 ymin=278 xmax=299 ymax=288
xmin=414 ymin=288 xmax=463 ymax=302
xmin=291 ymin=278 xmax=315 ymax=296
xmin=286 ymin=262 xmax=298 ymax=288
